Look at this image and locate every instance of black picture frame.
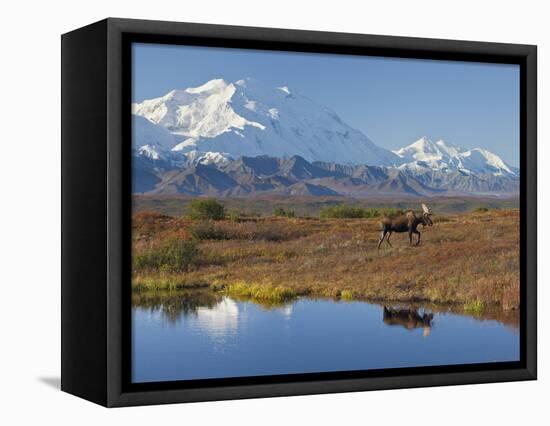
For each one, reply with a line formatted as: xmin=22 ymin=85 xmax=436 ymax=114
xmin=61 ymin=17 xmax=537 ymax=407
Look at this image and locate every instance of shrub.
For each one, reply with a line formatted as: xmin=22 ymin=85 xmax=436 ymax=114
xmin=474 ymin=207 xmax=489 ymax=213
xmin=133 ymin=238 xmax=199 ymax=273
xmin=187 ymin=198 xmax=225 ymax=221
xmin=190 ymin=221 xmax=228 ymax=240
xmin=225 ymin=281 xmax=297 ymax=303
xmin=320 ymin=205 xmax=365 ymax=219
xmin=227 ymin=209 xmax=242 ymax=222
xmin=273 ymin=207 xmax=296 ymax=218
xmin=319 ymin=205 xmax=404 ymax=219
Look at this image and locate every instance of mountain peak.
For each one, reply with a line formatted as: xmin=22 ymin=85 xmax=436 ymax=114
xmin=133 ymin=78 xmax=399 ymax=166
xmin=415 ymin=136 xmax=432 ymax=144
xmin=185 ymin=78 xmax=230 ymax=94
xmin=412 ymin=136 xmax=437 ymax=149
xmin=133 ymin=78 xmax=264 ymax=138
xmin=393 ymin=136 xmax=516 ymax=177
xmin=394 ymin=137 xmax=438 ymax=159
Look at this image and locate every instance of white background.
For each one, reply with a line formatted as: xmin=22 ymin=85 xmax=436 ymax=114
xmin=0 ymin=0 xmax=546 ymax=424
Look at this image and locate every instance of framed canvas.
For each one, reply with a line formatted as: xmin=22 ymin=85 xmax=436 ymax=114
xmin=61 ymin=18 xmax=537 ymax=407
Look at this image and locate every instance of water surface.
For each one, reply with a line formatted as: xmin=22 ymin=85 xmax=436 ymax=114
xmin=132 ymin=293 xmax=519 ymax=383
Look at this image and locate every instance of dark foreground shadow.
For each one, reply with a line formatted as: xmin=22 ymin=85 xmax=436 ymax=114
xmin=38 ymin=376 xmax=61 ymax=390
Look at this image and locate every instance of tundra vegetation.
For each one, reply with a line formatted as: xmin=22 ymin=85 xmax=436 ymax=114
xmin=273 ymin=207 xmax=296 ymax=218
xmin=186 ymin=198 xmax=226 ymax=221
xmin=132 ymin=198 xmax=520 ymax=313
xmin=320 ymin=205 xmax=403 ymax=219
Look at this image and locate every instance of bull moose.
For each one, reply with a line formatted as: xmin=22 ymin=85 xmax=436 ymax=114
xmin=377 ymin=204 xmax=433 ymax=249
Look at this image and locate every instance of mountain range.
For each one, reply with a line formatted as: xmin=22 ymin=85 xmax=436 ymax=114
xmin=132 ymin=78 xmax=519 ymax=197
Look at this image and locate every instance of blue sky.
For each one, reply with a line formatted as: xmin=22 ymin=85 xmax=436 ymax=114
xmin=133 ymin=43 xmax=520 ymax=166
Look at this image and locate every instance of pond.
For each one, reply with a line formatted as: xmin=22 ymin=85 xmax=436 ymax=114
xmin=132 ymin=292 xmax=519 ymax=383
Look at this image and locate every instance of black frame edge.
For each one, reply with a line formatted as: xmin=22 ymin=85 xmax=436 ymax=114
xmin=106 ymin=17 xmax=536 ymax=57
xmin=524 ymin=45 xmax=537 ymax=380
xmin=106 ymin=17 xmax=125 ymax=408
xmin=61 ymin=19 xmax=109 ymax=406
xmin=112 ymin=367 xmax=534 ymax=407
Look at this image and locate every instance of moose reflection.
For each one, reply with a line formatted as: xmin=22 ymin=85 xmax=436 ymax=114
xmin=383 ymin=306 xmax=434 ymax=337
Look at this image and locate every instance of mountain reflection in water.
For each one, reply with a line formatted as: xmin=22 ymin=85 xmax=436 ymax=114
xmin=132 ymin=290 xmax=519 ymax=330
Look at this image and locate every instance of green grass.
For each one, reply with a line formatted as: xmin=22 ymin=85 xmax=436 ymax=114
xmin=340 ymin=289 xmax=355 ymax=300
xmin=132 ymin=238 xmax=199 ymax=273
xmin=132 ymin=275 xmax=209 ymax=291
xmin=225 ymin=281 xmax=298 ymax=303
xmin=319 ymin=205 xmax=404 ymax=219
xmin=227 ymin=209 xmax=242 ymax=222
xmin=463 ymin=299 xmax=485 ymax=315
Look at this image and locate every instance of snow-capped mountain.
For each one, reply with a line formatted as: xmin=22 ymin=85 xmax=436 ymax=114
xmin=131 ymin=78 xmax=519 ymax=196
xmin=132 ymin=114 xmax=231 ymax=168
xmin=394 ymin=137 xmax=517 ymax=177
xmin=180 ymin=150 xmax=232 ymax=166
xmin=132 ymin=77 xmax=399 ymax=166
xmin=132 ymin=115 xmax=175 ymax=160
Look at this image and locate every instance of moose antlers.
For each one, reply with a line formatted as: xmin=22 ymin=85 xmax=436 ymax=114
xmin=422 ymin=203 xmax=432 ymax=215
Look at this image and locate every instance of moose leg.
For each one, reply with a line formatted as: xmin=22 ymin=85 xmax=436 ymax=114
xmin=414 ymin=230 xmax=421 ymax=246
xmin=377 ymin=230 xmax=387 ymax=250
xmin=408 ymin=230 xmax=413 ymax=246
xmin=386 ymin=231 xmax=393 ymax=247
